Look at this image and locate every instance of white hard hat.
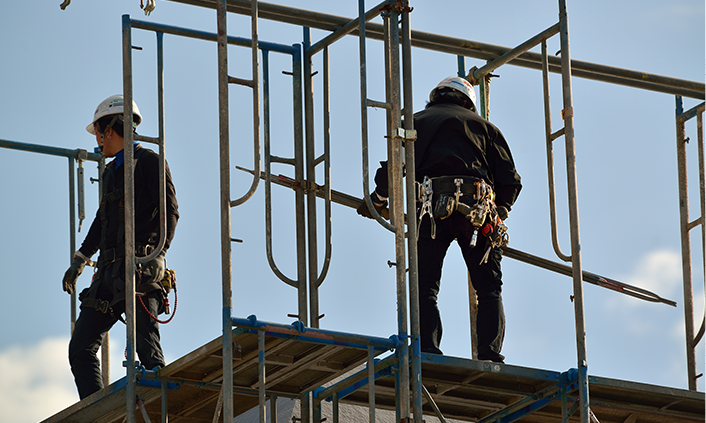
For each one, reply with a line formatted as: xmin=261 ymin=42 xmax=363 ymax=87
xmin=429 ymin=76 xmax=477 ymax=110
xmin=86 ymin=94 xmax=142 ymax=135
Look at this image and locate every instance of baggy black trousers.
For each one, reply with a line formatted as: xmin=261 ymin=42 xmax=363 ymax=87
xmin=68 ymin=269 xmax=165 ymax=399
xmin=417 ymin=211 xmax=506 ymax=363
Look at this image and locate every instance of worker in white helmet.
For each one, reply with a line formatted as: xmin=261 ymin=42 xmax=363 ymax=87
xmin=62 ymin=95 xmax=180 ymax=399
xmin=359 ymin=77 xmax=522 ymax=363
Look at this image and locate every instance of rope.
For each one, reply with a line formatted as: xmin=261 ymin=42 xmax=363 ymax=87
xmin=139 ymin=288 xmax=177 ymax=324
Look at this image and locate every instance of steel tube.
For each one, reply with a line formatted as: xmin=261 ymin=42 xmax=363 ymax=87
xmin=263 ymin=51 xmax=297 ymax=288
xmin=556 ymin=2 xmax=589 ymax=422
xmin=359 ymin=0 xmax=396 ymax=233
xmin=230 ymin=0 xmax=261 ymax=207
xmin=131 ymin=18 xmax=297 ymax=54
xmin=215 ymin=0 xmax=234 ymax=420
xmin=472 ymin=23 xmax=560 ymax=80
xmin=292 ymin=44 xmax=308 ymax=321
xmin=303 ymin=26 xmax=321 ymax=329
xmin=307 ymin=0 xmax=388 ymax=57
xmin=122 ymin=14 xmax=138 ymax=423
xmin=258 ymin=331 xmax=266 ymax=423
xmin=68 ymin=157 xmax=77 ymax=332
xmin=315 ymin=45 xmax=333 ymax=290
xmin=231 ymin=315 xmax=399 ymax=349
xmin=0 ymin=139 xmax=103 ymax=161
xmin=368 ymin=346 xmax=376 ymax=423
xmin=166 ymin=0 xmax=704 ymax=99
xmin=675 ymin=96 xmax=698 ymax=390
xmin=401 ymin=4 xmax=423 ymax=420
xmin=542 ymin=40 xmax=571 ymax=262
xmin=137 ymin=30 xmax=168 ymax=266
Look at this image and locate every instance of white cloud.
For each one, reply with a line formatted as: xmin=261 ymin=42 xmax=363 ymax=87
xmin=0 ymin=337 xmax=78 ymax=423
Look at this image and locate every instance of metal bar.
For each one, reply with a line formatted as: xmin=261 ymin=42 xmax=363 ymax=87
xmin=473 ymin=23 xmax=560 ymax=81
xmin=307 ymin=0 xmax=388 ymax=57
xmin=231 ymin=315 xmax=399 ymax=350
xmin=271 ymin=394 xmax=277 ymax=423
xmin=292 ymin=42 xmax=308 ymax=323
xmin=314 ymin=45 xmax=333 ymax=290
xmin=675 ymin=96 xmax=698 ymax=390
xmin=366 ymin=99 xmax=392 ymax=110
xmin=137 ymin=29 xmax=168 ymax=267
xmin=131 ymin=18 xmax=297 ymax=55
xmin=122 ymin=14 xmax=138 ymax=423
xmin=697 ymin=109 xmax=706 ymax=347
xmin=555 ymin=2 xmax=589 ymax=422
xmin=459 ymin=58 xmax=479 ymax=360
xmin=359 ymin=0 xmax=396 ymax=233
xmin=262 ymin=51 xmax=297 ymax=288
xmin=215 ymin=0 xmax=234 ymax=420
xmin=68 ymin=157 xmax=78 ymax=332
xmin=421 ymin=384 xmax=447 ymax=423
xmin=315 ymin=354 xmax=397 ymax=401
xmin=165 ymin=0 xmax=705 ymax=99
xmin=303 ymin=25 xmax=321 ymax=329
xmin=368 ymin=346 xmax=376 ymax=423
xmin=161 ymin=379 xmax=168 ymax=423
xmin=230 ymin=0 xmax=261 ymax=207
xmin=503 ymin=246 xmax=677 ymax=306
xmin=0 ymin=139 xmax=103 ymax=161
xmin=259 ymin=330 xmax=266 ymax=423
xmin=77 ymin=157 xmax=86 ymax=232
xmin=542 ymin=40 xmax=572 ymax=262
xmin=401 ymin=3 xmax=422 ymax=421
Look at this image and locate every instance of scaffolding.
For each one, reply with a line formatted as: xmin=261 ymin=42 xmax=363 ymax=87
xmin=0 ymin=0 xmax=701 ymax=422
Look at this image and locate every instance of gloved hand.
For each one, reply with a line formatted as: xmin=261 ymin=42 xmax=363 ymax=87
xmin=496 ymin=206 xmax=509 ymax=221
xmin=143 ymin=250 xmax=167 ymax=284
xmin=357 ymin=191 xmax=389 ymax=220
xmin=62 ymin=251 xmax=90 ymax=295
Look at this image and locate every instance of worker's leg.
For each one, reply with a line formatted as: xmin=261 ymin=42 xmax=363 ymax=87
xmin=417 ymin=217 xmax=454 ymax=354
xmin=68 ymin=306 xmax=118 ymax=399
xmin=458 ymin=221 xmax=505 ymax=363
xmin=135 ymin=292 xmax=165 ymax=370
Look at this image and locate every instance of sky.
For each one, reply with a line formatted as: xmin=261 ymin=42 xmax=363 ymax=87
xmin=0 ymin=0 xmax=704 ymax=422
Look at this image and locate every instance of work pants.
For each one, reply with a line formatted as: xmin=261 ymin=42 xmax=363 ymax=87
xmin=68 ymin=268 xmax=165 ymax=400
xmin=417 ymin=211 xmax=506 ymax=363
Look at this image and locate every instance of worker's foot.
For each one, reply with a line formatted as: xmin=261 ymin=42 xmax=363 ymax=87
xmin=421 ymin=347 xmax=443 ymax=355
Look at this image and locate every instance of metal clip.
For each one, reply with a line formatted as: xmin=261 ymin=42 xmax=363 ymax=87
xmin=418 ymin=176 xmax=436 ymax=239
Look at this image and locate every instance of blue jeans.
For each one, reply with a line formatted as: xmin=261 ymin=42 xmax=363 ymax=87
xmin=417 ymin=211 xmax=505 ymax=362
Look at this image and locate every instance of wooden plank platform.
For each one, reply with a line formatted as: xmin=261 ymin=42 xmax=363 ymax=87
xmin=43 ymin=328 xmax=705 ymax=422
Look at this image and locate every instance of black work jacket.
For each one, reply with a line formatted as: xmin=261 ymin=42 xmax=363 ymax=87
xmin=375 ymin=103 xmax=522 ymax=210
xmin=79 ymin=144 xmax=179 ymax=259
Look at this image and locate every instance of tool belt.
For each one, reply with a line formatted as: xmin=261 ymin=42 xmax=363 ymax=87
xmin=416 ymin=175 xmax=509 ymax=260
xmin=99 ymin=244 xmax=155 ymax=265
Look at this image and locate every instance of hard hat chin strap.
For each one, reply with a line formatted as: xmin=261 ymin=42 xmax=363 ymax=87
xmin=97 ymin=114 xmax=121 ymax=138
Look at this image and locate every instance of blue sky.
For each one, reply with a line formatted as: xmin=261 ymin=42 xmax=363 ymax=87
xmin=0 ymin=1 xmax=704 ymax=421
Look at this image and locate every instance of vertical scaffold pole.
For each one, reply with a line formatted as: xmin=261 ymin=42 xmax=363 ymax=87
xmin=401 ymin=2 xmax=423 ymax=420
xmin=675 ymin=96 xmax=705 ymax=391
xmin=122 ymin=14 xmax=138 ymax=423
xmin=215 ymin=0 xmax=234 ymax=420
xmin=557 ymin=1 xmax=589 ymax=422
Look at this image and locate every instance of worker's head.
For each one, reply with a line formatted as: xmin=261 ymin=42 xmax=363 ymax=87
xmin=87 ymin=95 xmax=142 ymax=156
xmin=428 ymin=76 xmax=477 ymax=112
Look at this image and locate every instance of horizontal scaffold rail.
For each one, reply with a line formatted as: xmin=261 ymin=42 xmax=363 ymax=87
xmin=167 ymin=0 xmax=704 ymax=99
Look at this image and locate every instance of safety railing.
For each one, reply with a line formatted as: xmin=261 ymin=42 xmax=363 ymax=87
xmin=675 ymin=97 xmax=706 ymax=391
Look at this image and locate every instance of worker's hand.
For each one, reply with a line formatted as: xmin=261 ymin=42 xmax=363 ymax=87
xmin=62 ymin=252 xmax=89 ymax=295
xmin=357 ymin=191 xmax=389 ymax=220
xmin=143 ymin=250 xmax=166 ymax=284
xmin=496 ymin=206 xmax=509 ymax=221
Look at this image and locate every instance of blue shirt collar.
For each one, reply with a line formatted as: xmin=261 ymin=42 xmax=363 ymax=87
xmin=111 ymin=141 xmax=140 ymax=168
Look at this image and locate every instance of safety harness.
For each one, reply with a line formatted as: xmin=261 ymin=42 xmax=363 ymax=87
xmin=417 ymin=175 xmax=509 ymax=263
xmin=80 ymin=146 xmax=174 ymax=322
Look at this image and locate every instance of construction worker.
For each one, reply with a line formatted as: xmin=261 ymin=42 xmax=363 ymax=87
xmin=61 ymin=95 xmax=179 ymax=399
xmin=358 ymin=77 xmax=521 ymax=363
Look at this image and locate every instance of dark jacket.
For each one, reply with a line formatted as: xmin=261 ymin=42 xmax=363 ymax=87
xmin=375 ymin=102 xmax=522 ymax=211
xmin=79 ymin=144 xmax=179 ymax=259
